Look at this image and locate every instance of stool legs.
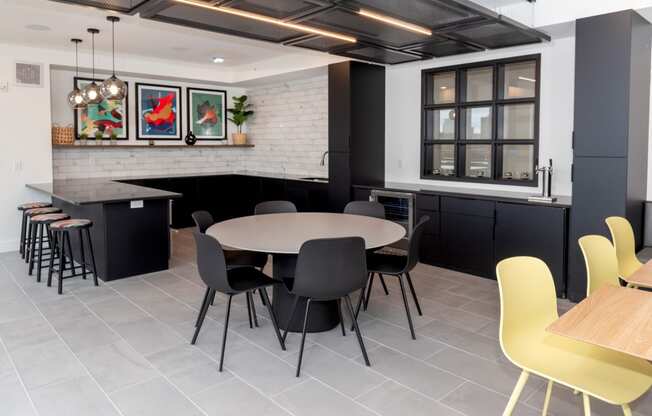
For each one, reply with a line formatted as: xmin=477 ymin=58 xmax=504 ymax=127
xmin=78 ymin=229 xmax=87 ymax=280
xmin=36 ymin=224 xmax=45 ymax=282
xmin=84 ymin=228 xmax=99 ymax=287
xmin=49 ymin=227 xmax=98 ymax=294
xmin=19 ymin=212 xmax=27 ymax=256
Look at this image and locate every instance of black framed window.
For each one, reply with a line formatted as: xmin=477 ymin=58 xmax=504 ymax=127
xmin=421 ymin=54 xmax=540 ymax=186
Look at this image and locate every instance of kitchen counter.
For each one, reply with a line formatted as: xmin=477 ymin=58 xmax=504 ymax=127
xmin=353 ymin=181 xmax=571 ymax=208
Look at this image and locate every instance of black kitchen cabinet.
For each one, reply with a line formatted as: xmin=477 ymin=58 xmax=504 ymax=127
xmin=286 ymin=180 xmax=329 ymax=212
xmin=495 ymin=202 xmax=568 ymax=296
xmin=441 ymin=211 xmax=495 ymax=278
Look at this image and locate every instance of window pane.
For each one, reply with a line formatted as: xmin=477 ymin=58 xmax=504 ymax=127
xmin=464 ymin=66 xmax=493 ymax=102
xmin=501 ymin=145 xmax=534 ymax=180
xmin=430 ymin=144 xmax=456 ymax=176
xmin=432 ymin=71 xmax=456 ymax=104
xmin=463 ymin=106 xmax=492 ymax=140
xmin=464 ymin=145 xmax=491 ymax=178
xmin=428 ymin=109 xmax=456 ymax=140
xmin=499 ymin=103 xmax=535 ymax=139
xmin=502 ymin=61 xmax=536 ymax=99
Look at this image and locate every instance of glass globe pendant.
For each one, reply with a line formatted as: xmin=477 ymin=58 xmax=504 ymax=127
xmin=67 ymin=38 xmax=86 ymax=109
xmin=100 ymin=16 xmax=127 ymax=101
xmin=82 ymin=28 xmax=103 ymax=105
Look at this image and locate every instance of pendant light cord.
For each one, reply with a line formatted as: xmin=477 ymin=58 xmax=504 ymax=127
xmin=75 ymin=41 xmax=79 ymax=77
xmin=91 ymin=31 xmax=95 ymax=79
xmin=111 ymin=20 xmax=116 ymax=76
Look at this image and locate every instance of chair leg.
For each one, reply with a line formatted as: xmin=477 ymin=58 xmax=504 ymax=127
xmin=218 ymin=295 xmax=233 ymax=372
xmin=47 ymin=231 xmax=57 ymax=288
xmin=36 ymin=224 xmax=44 ymax=282
xmin=503 ymin=370 xmax=529 ymax=416
xmin=622 ymin=404 xmax=632 ymax=416
xmin=378 ymin=273 xmax=389 ymax=295
xmin=19 ymin=212 xmax=27 ymax=256
xmin=25 ymin=221 xmax=33 ymax=263
xmin=78 ymin=229 xmax=87 ymax=280
xmin=282 ymin=296 xmax=300 ymax=342
xmin=258 ymin=289 xmax=266 ymax=306
xmin=64 ymin=233 xmax=77 ymax=276
xmin=398 ymin=274 xmax=416 ymax=339
xmin=404 ymin=272 xmax=422 ymax=316
xmin=57 ymin=232 xmax=67 ymax=295
xmin=195 ymin=287 xmax=210 ymax=327
xmin=363 ymin=273 xmax=375 ymax=310
xmin=260 ymin=288 xmax=285 ymax=351
xmin=337 ymin=299 xmax=346 ymax=337
xmin=84 ymin=229 xmax=99 ymax=286
xmin=582 ymin=393 xmax=591 ymax=416
xmin=28 ymin=224 xmax=38 ymax=275
xmin=249 ymin=292 xmax=259 ymax=328
xmin=191 ymin=288 xmax=213 ymax=345
xmin=351 ymin=283 xmax=366 ymax=332
xmin=246 ymin=292 xmax=253 ymax=329
xmin=345 ymin=295 xmax=370 ymax=366
xmin=542 ymin=380 xmax=553 ymax=416
xmin=296 ymin=298 xmax=311 ymax=377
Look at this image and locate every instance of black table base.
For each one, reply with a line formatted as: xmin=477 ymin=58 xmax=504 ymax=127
xmin=272 ymin=254 xmax=340 ymax=333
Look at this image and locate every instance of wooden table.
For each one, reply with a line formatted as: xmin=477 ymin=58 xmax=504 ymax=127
xmin=547 ymin=285 xmax=652 ymax=361
xmin=626 ymin=260 xmax=652 ymax=288
xmin=207 ymin=213 xmax=406 ymax=332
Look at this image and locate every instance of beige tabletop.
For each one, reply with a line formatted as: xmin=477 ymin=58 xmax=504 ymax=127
xmin=625 ymin=260 xmax=652 ymax=289
xmin=206 ymin=212 xmax=406 ymax=255
xmin=547 ymin=285 xmax=652 ymax=361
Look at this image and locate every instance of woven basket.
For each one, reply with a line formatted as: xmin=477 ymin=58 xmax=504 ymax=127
xmin=52 ymin=125 xmax=75 ymax=145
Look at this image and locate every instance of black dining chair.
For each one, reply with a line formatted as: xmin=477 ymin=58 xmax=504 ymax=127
xmin=254 ymin=200 xmax=297 ymax=215
xmin=344 ymin=201 xmax=390 ymax=296
xmin=356 ymin=216 xmax=430 ymax=340
xmin=282 ymin=237 xmax=371 ymax=377
xmin=192 ymin=231 xmax=286 ymax=371
xmin=191 ymin=211 xmax=268 ymax=332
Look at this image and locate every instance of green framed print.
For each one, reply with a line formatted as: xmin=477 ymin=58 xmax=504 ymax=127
xmin=187 ymin=87 xmax=227 ymax=140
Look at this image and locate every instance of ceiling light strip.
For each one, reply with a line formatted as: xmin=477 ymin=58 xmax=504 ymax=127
xmin=358 ymin=9 xmax=432 ymax=36
xmin=174 ymin=0 xmax=357 ymax=43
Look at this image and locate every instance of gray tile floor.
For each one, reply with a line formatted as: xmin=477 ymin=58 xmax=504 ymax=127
xmin=1 ymin=229 xmax=651 ymax=416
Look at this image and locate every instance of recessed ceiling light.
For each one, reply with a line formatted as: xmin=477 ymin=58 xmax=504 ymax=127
xmin=174 ymin=0 xmax=356 ymax=43
xmin=25 ymin=24 xmax=51 ymax=31
xmin=212 ymin=57 xmax=225 ymax=63
xmin=358 ymin=9 xmax=432 ymax=36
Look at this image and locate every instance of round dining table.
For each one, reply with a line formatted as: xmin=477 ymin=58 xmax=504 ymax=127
xmin=206 ymin=212 xmax=406 ymax=332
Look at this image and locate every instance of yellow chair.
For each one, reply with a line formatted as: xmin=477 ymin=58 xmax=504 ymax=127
xmin=606 ymin=216 xmax=643 ymax=280
xmin=579 ymin=235 xmax=623 ymax=295
xmin=496 ymin=256 xmax=652 ymax=416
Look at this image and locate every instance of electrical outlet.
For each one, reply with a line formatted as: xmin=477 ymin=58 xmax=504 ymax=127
xmin=13 ymin=160 xmax=22 ymax=172
xmin=0 ymin=81 xmax=8 ymax=93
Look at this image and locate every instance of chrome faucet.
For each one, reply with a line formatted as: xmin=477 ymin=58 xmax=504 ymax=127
xmin=320 ymin=151 xmax=329 ymax=167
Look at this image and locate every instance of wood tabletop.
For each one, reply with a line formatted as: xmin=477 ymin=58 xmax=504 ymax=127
xmin=206 ymin=212 xmax=406 ymax=255
xmin=626 ymin=260 xmax=652 ymax=288
xmin=547 ymin=285 xmax=652 ymax=361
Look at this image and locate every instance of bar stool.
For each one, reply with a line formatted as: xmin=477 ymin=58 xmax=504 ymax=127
xmin=23 ymin=207 xmax=61 ymax=262
xmin=28 ymin=213 xmax=70 ymax=282
xmin=48 ymin=219 xmax=98 ymax=295
xmin=17 ymin=202 xmax=51 ymax=256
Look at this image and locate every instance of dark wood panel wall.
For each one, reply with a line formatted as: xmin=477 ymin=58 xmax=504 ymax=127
xmin=568 ymin=10 xmax=651 ymax=301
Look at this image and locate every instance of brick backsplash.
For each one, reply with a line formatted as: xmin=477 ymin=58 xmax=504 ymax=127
xmin=53 ymin=75 xmax=329 ymax=180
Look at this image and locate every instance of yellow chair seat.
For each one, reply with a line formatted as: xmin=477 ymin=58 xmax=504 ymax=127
xmin=505 ymin=328 xmax=652 ymax=405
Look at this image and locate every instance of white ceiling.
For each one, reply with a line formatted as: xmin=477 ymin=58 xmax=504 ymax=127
xmin=0 ymin=0 xmax=323 ymax=68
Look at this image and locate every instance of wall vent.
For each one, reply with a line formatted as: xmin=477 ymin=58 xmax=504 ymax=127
xmin=15 ymin=62 xmax=43 ymax=87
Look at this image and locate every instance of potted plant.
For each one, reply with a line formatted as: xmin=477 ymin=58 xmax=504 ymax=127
xmin=227 ymin=95 xmax=254 ymax=145
xmin=110 ymin=130 xmax=118 ymax=145
xmin=94 ymin=130 xmax=103 ymax=145
xmin=79 ymin=132 xmax=88 ymax=145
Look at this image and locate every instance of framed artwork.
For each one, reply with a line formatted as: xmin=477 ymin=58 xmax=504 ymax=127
xmin=74 ymin=77 xmax=128 ymax=139
xmin=136 ymin=83 xmax=182 ymax=140
xmin=187 ymin=88 xmax=227 ymax=140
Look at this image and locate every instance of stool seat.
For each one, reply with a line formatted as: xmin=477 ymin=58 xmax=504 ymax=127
xmin=50 ymin=219 xmax=92 ymax=230
xmin=30 ymin=213 xmax=70 ymax=224
xmin=18 ymin=202 xmax=52 ymax=211
xmin=26 ymin=207 xmax=62 ymax=216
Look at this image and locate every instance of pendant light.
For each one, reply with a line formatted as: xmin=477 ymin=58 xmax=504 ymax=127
xmin=67 ymin=38 xmax=86 ymax=109
xmin=100 ymin=16 xmax=127 ymax=101
xmin=82 ymin=28 xmax=103 ymax=105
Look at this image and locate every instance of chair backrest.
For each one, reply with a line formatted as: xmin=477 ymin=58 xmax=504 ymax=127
xmin=495 ymin=257 xmax=558 ymax=362
xmin=191 ymin=210 xmax=214 ymax=234
xmin=293 ymin=237 xmax=367 ymax=300
xmin=193 ymin=231 xmax=232 ymax=293
xmin=578 ymin=235 xmax=621 ymax=296
xmin=344 ymin=201 xmax=385 ymax=219
xmin=605 ymin=216 xmax=642 ymax=278
xmin=254 ymin=200 xmax=297 ymax=215
xmin=404 ymin=215 xmax=430 ymax=272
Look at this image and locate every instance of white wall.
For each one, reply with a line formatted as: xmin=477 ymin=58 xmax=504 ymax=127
xmin=0 ymin=44 xmax=54 ymax=252
xmin=385 ymin=33 xmax=576 ymax=196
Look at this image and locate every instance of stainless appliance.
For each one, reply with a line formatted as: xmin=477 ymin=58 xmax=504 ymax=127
xmin=370 ymin=190 xmax=415 ymax=248
xmin=528 ymin=159 xmax=557 ymax=203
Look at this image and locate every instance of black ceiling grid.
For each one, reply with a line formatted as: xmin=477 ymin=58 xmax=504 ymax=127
xmin=49 ymin=0 xmax=550 ymax=65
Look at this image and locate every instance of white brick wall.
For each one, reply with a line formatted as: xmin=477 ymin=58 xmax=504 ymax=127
xmin=53 ymin=75 xmax=329 ymax=180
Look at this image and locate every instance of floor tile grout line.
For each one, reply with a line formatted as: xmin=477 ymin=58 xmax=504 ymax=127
xmin=98 ymin=275 xmax=300 ymax=416
xmin=0 ymin=263 xmax=128 ymax=416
